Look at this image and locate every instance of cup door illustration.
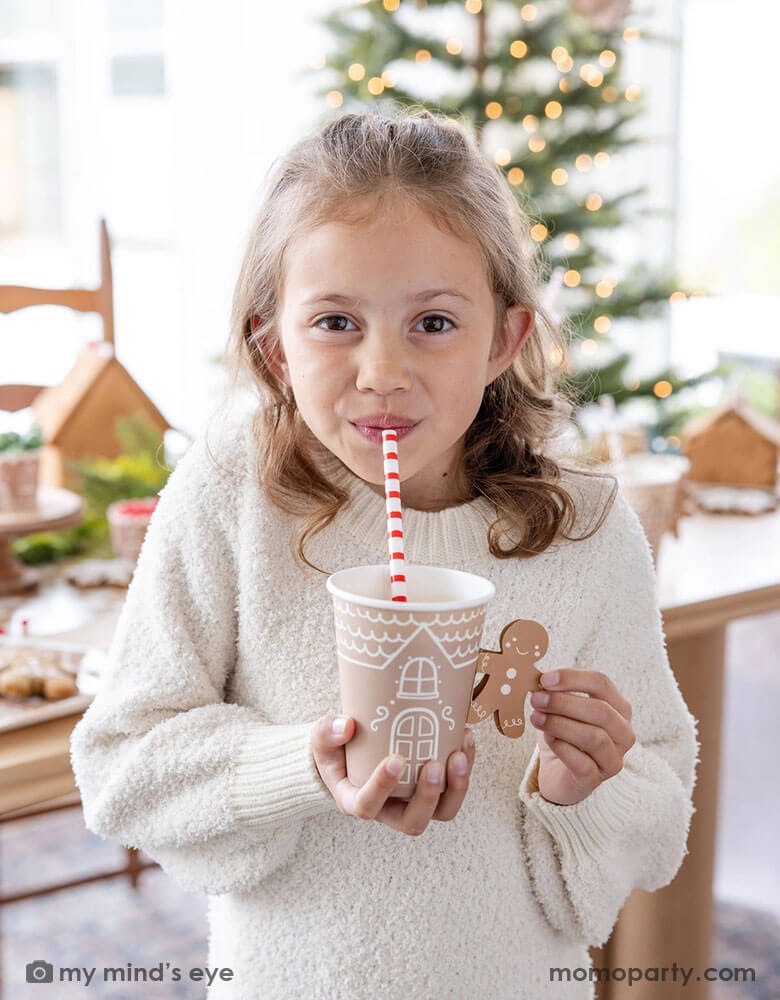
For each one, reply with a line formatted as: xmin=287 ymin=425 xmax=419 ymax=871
xmin=468 ymin=619 xmax=549 ymax=738
xmin=391 ymin=706 xmax=438 ymax=785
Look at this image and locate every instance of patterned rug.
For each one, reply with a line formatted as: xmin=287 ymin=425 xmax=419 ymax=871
xmin=1 ymin=808 xmax=779 ymax=999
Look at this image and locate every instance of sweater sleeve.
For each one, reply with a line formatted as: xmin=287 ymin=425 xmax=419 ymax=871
xmin=69 ymin=422 xmax=338 ymax=897
xmin=516 ymin=486 xmax=700 ymax=948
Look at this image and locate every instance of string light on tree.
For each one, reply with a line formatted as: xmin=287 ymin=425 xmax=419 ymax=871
xmin=669 ymin=291 xmax=687 ymax=303
xmin=326 ymin=90 xmax=343 ymax=108
xmin=623 ymin=26 xmax=641 ymax=41
xmin=563 ymin=233 xmax=580 ymax=251
xmin=507 ymin=167 xmax=525 ymax=185
xmin=529 ymin=135 xmax=546 ymax=152
xmin=602 ymin=86 xmax=619 ymax=102
xmin=585 ymin=193 xmax=603 ymax=210
xmin=530 ymin=223 xmax=548 ymax=242
xmin=348 ymin=63 xmax=366 ymax=81
xmin=520 ymin=4 xmax=537 ymax=20
xmin=381 ymin=69 xmax=396 ymax=87
xmin=416 ymin=49 xmax=431 ymax=62
xmin=465 ymin=0 xmax=482 ymax=13
xmin=594 ymin=151 xmax=610 ymax=167
xmin=486 ymin=101 xmax=503 ymax=119
xmin=564 ymin=269 xmax=581 ymax=287
xmin=510 ymin=40 xmax=528 ymax=59
xmin=595 ymin=279 xmax=613 ymax=297
xmin=575 ymin=154 xmax=593 ymax=171
xmin=594 ymin=315 xmax=612 ymax=333
xmin=653 ymin=381 xmax=673 ymax=399
xmin=383 ymin=0 xmax=400 ymax=9
xmin=581 ymin=339 xmax=598 ymax=355
xmin=545 ymin=101 xmax=562 ymax=119
xmin=549 ymin=345 xmax=565 ymax=367
xmin=446 ymin=38 xmax=463 ymax=55
xmin=625 ymin=85 xmax=641 ymax=101
xmin=522 ymin=114 xmax=539 ymax=132
xmin=494 ymin=147 xmax=512 ymax=166
xmin=368 ymin=77 xmax=384 ymax=95
xmin=551 ymin=168 xmax=568 ymax=185
xmin=598 ymin=49 xmax=617 ymax=68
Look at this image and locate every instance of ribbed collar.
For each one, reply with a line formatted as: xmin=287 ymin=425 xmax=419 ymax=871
xmin=317 ymin=446 xmax=499 ymax=565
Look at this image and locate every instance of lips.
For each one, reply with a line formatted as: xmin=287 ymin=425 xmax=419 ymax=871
xmin=351 ymin=423 xmax=418 ymax=444
xmin=350 ymin=414 xmax=419 ymax=429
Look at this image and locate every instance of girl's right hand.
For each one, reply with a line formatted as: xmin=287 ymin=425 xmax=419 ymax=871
xmin=311 ymin=715 xmax=476 ymax=836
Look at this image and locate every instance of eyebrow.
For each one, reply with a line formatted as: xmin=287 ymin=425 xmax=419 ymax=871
xmin=301 ymin=288 xmax=473 ymax=307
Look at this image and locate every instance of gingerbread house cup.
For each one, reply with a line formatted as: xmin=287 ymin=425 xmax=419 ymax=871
xmin=327 ymin=564 xmax=495 ymax=799
xmin=106 ymin=496 xmax=159 ymax=563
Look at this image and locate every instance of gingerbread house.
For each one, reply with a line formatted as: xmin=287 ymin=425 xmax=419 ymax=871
xmin=31 ymin=343 xmax=171 ymax=490
xmin=681 ymin=399 xmax=780 ymax=492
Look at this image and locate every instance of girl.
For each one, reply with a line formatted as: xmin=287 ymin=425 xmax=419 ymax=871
xmin=71 ymin=107 xmax=699 ymax=999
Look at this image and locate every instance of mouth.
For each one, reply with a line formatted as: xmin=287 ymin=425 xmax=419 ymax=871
xmin=350 ymin=422 xmax=419 ymax=444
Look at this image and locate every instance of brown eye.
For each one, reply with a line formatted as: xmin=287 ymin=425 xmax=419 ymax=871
xmin=417 ymin=314 xmax=454 ymax=334
xmin=316 ymin=315 xmax=355 ymax=332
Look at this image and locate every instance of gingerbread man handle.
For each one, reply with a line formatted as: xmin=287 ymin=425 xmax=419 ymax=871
xmin=468 ymin=619 xmax=549 ymax=738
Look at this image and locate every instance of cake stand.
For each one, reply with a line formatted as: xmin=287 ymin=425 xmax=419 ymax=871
xmin=0 ymin=489 xmax=85 ymax=596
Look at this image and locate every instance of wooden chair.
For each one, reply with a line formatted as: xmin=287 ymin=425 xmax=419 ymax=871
xmin=0 ymin=218 xmax=115 ymax=412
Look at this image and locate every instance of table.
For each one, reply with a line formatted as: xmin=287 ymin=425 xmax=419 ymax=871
xmin=0 ymin=563 xmax=156 ymax=917
xmin=590 ymin=505 xmax=780 ymax=1000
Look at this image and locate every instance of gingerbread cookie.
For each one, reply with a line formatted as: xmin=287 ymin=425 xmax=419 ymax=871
xmin=65 ymin=557 xmax=135 ymax=589
xmin=467 ymin=619 xmax=549 ymax=738
xmin=0 ymin=645 xmax=80 ymax=700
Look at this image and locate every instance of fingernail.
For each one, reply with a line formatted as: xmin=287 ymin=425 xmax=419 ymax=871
xmin=332 ymin=716 xmax=347 ymax=735
xmin=453 ymin=753 xmax=468 ymax=775
xmin=427 ymin=762 xmax=442 ymax=783
xmin=464 ymin=730 xmax=475 ymax=751
xmin=541 ymin=671 xmax=560 ymax=688
xmin=386 ymin=755 xmax=404 ymax=777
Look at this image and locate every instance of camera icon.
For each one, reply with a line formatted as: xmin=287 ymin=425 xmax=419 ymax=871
xmin=26 ymin=960 xmax=54 ymax=983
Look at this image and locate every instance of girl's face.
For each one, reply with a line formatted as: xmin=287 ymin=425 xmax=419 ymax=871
xmin=270 ymin=195 xmax=533 ymax=511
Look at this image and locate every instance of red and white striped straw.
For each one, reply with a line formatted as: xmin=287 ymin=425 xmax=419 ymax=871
xmin=382 ymin=429 xmax=407 ymax=602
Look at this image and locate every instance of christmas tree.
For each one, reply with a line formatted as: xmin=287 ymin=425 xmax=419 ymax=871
xmin=304 ymin=0 xmax=723 ymax=451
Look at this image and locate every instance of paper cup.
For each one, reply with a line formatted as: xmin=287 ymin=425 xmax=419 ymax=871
xmin=326 ymin=563 xmax=495 ymax=800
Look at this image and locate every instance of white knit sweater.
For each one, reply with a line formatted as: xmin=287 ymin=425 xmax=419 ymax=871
xmin=70 ymin=410 xmax=699 ymax=1000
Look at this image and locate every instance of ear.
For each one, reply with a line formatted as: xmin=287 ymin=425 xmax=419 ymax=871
xmin=250 ymin=315 xmax=290 ymax=385
xmin=486 ymin=304 xmax=535 ymax=384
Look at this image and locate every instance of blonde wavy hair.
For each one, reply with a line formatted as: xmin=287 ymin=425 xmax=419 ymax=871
xmin=209 ymin=104 xmax=617 ymax=574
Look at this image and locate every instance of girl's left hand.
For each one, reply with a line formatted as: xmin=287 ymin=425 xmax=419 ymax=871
xmin=529 ymin=668 xmax=636 ymax=806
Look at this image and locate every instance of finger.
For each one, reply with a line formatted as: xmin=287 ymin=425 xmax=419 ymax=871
xmin=344 ymin=753 xmax=409 ymax=823
xmin=311 ymin=715 xmax=354 ymax=790
xmin=542 ymin=732 xmax=600 ymax=779
xmin=433 ymin=729 xmax=476 ymax=822
xmin=432 ymin=751 xmax=470 ymax=822
xmin=541 ymin=669 xmax=632 ymax=722
xmin=531 ymin=691 xmax=633 ymax=748
xmin=534 ymin=713 xmax=624 ymax=778
xmin=393 ymin=759 xmax=445 ymax=836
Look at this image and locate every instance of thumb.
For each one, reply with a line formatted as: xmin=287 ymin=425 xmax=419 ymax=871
xmin=313 ymin=714 xmax=354 ymax=755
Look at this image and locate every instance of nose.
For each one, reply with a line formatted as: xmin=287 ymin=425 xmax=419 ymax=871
xmin=355 ymin=340 xmax=412 ymax=394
